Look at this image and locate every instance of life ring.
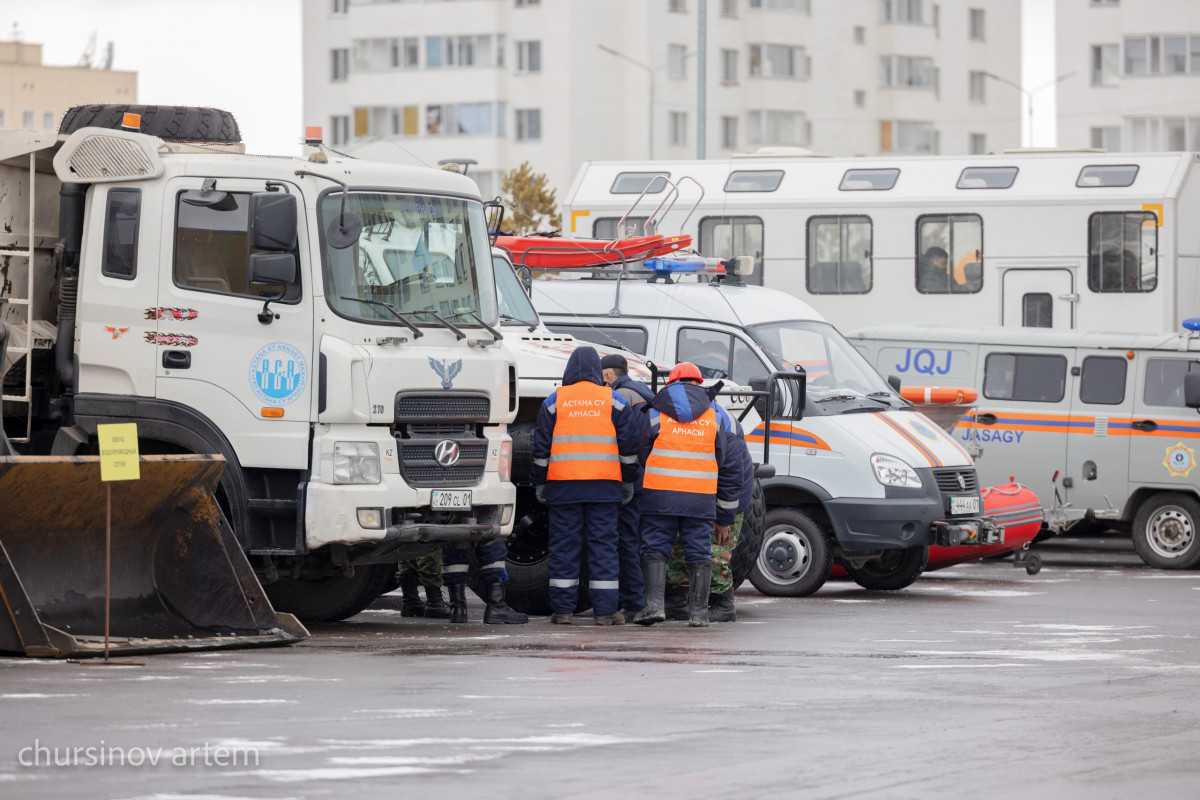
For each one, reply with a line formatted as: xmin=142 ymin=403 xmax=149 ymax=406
xmin=899 ymin=386 xmax=978 ymax=404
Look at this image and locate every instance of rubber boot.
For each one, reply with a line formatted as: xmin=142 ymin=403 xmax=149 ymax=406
xmin=665 ymin=587 xmax=689 ymax=621
xmin=399 ymin=572 xmax=426 ymax=618
xmin=483 ymin=581 xmax=529 ymax=625
xmin=708 ymin=591 xmax=736 ymax=623
xmin=448 ymin=583 xmax=468 ymax=624
xmin=632 ymin=557 xmax=667 ymax=626
xmin=687 ymin=565 xmax=712 ymax=627
xmin=423 ymin=585 xmax=452 ymax=620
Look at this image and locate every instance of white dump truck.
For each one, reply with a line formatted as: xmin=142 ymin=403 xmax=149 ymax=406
xmin=0 ymin=105 xmax=516 ymax=625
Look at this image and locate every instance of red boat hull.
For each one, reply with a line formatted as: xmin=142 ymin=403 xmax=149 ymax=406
xmin=496 ymin=234 xmax=690 ymax=268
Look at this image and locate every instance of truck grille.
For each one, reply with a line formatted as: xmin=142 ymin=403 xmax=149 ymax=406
xmin=399 ymin=440 xmax=488 ymax=487
xmin=395 ymin=392 xmax=490 ymax=423
xmin=933 ymin=468 xmax=980 ymax=494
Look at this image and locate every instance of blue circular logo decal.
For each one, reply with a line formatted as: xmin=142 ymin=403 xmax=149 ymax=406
xmin=250 ymin=342 xmax=308 ymax=406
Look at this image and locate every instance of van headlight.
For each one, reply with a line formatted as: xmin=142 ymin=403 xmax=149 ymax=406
xmin=871 ymin=454 xmax=922 ymax=488
xmin=333 ymin=441 xmax=382 ymax=484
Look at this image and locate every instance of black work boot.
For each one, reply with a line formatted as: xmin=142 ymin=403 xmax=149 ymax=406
xmin=687 ymin=565 xmax=712 ymax=627
xmin=399 ymin=572 xmax=426 ymax=618
xmin=423 ymin=585 xmax=452 ymax=620
xmin=448 ymin=583 xmax=468 ymax=624
xmin=633 ymin=557 xmax=668 ymax=626
xmin=708 ymin=590 xmax=736 ymax=623
xmin=483 ymin=582 xmax=529 ymax=624
xmin=665 ymin=587 xmax=689 ymax=621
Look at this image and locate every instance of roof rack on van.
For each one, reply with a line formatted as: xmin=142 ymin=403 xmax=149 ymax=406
xmin=999 ymin=147 xmax=1106 ymax=154
xmin=733 ymin=146 xmax=833 ymax=158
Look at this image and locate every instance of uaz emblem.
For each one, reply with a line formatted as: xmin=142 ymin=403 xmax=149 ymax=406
xmin=434 ymin=439 xmax=461 ymax=467
xmin=428 ymin=357 xmax=463 ymax=389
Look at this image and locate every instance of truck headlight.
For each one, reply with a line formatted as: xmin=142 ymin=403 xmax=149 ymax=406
xmin=871 ymin=454 xmax=922 ymax=488
xmin=498 ymin=440 xmax=512 ymax=483
xmin=333 ymin=441 xmax=381 ymax=484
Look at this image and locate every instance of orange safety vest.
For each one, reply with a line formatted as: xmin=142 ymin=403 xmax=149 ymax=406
xmin=547 ymin=382 xmax=621 ymax=482
xmin=642 ymin=407 xmax=718 ymax=494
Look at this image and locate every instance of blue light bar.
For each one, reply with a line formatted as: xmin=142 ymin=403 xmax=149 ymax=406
xmin=643 ymin=256 xmax=706 ymax=274
xmin=1184 ymin=318 xmax=1200 ymax=332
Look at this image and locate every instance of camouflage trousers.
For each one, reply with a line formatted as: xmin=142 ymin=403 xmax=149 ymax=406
xmin=397 ymin=551 xmax=444 ymax=589
xmin=665 ymin=512 xmax=743 ymax=595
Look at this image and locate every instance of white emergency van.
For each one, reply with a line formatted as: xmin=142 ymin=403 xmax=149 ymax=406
xmin=849 ymin=323 xmax=1200 ymax=570
xmin=532 ymin=262 xmax=999 ymax=596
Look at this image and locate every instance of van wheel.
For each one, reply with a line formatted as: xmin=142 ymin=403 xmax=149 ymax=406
xmin=59 ymin=104 xmax=241 ymax=143
xmin=1132 ymin=493 xmax=1200 ymax=569
xmin=264 ymin=564 xmax=393 ymax=622
xmin=749 ymin=508 xmax=833 ymax=597
xmin=845 ymin=546 xmax=928 ymax=591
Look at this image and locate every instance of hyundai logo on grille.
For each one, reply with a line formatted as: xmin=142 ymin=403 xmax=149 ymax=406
xmin=957 ymin=473 xmax=966 ymax=490
xmin=434 ymin=440 xmax=461 ymax=467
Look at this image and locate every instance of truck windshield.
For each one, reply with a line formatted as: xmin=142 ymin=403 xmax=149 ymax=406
xmin=492 ymin=255 xmax=539 ymax=328
xmin=321 ymin=192 xmax=498 ymax=326
xmin=748 ymin=320 xmax=899 ymax=402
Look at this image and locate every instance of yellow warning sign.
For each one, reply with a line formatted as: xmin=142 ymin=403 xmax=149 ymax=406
xmin=97 ymin=423 xmax=141 ymax=482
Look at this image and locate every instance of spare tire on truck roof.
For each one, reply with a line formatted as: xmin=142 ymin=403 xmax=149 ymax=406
xmin=58 ymin=104 xmax=241 ymax=144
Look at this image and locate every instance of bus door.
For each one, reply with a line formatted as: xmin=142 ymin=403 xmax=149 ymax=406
xmin=1001 ymin=267 xmax=1075 ymax=330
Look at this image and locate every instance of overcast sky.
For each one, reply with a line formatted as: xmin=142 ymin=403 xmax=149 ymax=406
xmin=4 ymin=0 xmax=1055 ymax=154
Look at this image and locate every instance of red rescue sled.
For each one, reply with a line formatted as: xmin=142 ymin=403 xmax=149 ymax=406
xmin=496 ymin=234 xmax=691 ymax=269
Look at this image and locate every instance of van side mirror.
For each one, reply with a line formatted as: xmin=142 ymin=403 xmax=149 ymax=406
xmin=249 ymin=191 xmax=298 ymax=251
xmin=749 ymin=370 xmax=806 ymax=421
xmin=887 ymin=374 xmax=901 ymax=392
xmin=1185 ymin=372 xmax=1200 ymax=410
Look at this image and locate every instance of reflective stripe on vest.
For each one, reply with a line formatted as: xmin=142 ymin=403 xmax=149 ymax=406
xmin=643 ymin=407 xmax=718 ymax=494
xmin=548 ymin=382 xmax=621 ymax=482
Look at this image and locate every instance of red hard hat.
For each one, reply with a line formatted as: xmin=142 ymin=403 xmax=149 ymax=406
xmin=667 ymin=362 xmax=703 ymax=385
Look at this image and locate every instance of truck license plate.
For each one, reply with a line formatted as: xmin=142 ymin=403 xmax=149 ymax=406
xmin=431 ymin=490 xmax=472 ymax=510
xmin=950 ymin=496 xmax=980 ymax=515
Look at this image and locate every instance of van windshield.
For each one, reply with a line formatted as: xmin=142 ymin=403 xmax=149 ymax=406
xmin=748 ymin=320 xmax=899 ymax=404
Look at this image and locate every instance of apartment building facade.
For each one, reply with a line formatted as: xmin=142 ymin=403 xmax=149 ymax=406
xmin=0 ymin=41 xmax=137 ymax=132
xmin=1056 ymin=0 xmax=1200 ymax=152
xmin=303 ymin=0 xmax=1021 ymax=202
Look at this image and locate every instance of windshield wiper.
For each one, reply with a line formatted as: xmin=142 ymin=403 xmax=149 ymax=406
xmin=407 ymin=310 xmax=466 ymax=340
xmin=447 ymin=309 xmax=505 ymax=341
xmin=815 ymin=393 xmax=890 ymax=406
xmin=499 ymin=313 xmax=537 ymax=332
xmin=339 ymin=295 xmax=423 ymax=338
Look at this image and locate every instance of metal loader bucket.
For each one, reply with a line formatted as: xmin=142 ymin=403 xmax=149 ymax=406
xmin=0 ymin=454 xmax=308 ymax=658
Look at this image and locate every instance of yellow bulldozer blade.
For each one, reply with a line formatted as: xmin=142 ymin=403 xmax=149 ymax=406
xmin=0 ymin=454 xmax=308 ymax=658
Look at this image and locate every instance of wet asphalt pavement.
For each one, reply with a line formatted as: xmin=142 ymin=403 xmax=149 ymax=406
xmin=3 ymin=533 xmax=1199 ymax=800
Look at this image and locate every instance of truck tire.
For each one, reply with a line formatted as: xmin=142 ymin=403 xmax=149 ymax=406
xmin=845 ymin=546 xmax=928 ymax=591
xmin=731 ymin=480 xmax=766 ymax=589
xmin=58 ymin=104 xmax=241 ymax=143
xmin=508 ymin=420 xmax=536 ymax=485
xmin=749 ymin=507 xmax=834 ymax=597
xmin=264 ymin=563 xmax=393 ymax=622
xmin=1131 ymin=493 xmax=1200 ymax=569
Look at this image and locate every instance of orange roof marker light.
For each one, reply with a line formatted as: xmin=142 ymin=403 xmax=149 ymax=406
xmin=261 ymin=407 xmax=285 ymax=419
xmin=120 ymin=112 xmax=141 ymax=131
xmin=305 ymin=126 xmax=323 ymax=145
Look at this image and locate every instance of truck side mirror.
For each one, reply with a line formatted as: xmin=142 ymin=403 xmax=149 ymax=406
xmin=249 ymin=191 xmax=298 ymax=251
xmin=1185 ymin=372 xmax=1200 ymax=410
xmin=888 ymin=374 xmax=901 ymax=392
xmin=250 ymin=252 xmax=297 ymax=325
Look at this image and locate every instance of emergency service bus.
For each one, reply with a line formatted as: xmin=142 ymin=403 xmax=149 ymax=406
xmin=560 ymin=150 xmax=1200 ymax=336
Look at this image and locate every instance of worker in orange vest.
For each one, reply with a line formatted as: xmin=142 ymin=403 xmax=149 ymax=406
xmin=531 ymin=346 xmax=639 ymax=625
xmin=634 ymin=362 xmax=743 ymax=627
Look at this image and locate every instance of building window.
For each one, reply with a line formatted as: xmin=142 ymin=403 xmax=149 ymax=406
xmin=917 ymin=213 xmax=983 ymax=293
xmin=1088 ymin=211 xmax=1157 ymax=293
xmin=1090 ymin=126 xmax=1121 ymax=150
xmin=721 ymin=116 xmax=738 ymax=149
xmin=1124 ymin=35 xmax=1199 ymax=76
xmin=669 ymin=111 xmax=688 ymax=146
xmin=983 ymin=354 xmax=1067 ymax=403
xmin=854 ymin=89 xmax=866 ymax=108
xmin=749 ymin=44 xmax=808 ymax=79
xmin=1091 ymin=44 xmax=1119 ymax=85
xmin=42 ymin=111 xmax=55 ymax=129
xmin=721 ymin=48 xmax=738 ymax=82
xmin=516 ymin=108 xmax=541 ymax=141
xmin=331 ymin=48 xmax=350 ymax=81
xmin=880 ymin=120 xmax=934 ymax=153
xmin=1128 ymin=116 xmax=1200 ymax=151
xmin=749 ymin=0 xmax=811 ymax=10
xmin=969 ymin=70 xmax=986 ymax=102
xmin=517 ymin=40 xmax=541 ymax=73
xmin=969 ymin=8 xmax=985 ymax=40
xmin=515 ymin=0 xmax=540 ymax=6
xmin=423 ymin=102 xmax=504 ymax=137
xmin=330 ymin=114 xmax=350 ymax=146
xmin=807 ymin=215 xmax=873 ymax=294
xmin=670 ymin=0 xmax=687 ymax=11
xmin=720 ymin=0 xmax=738 ymax=16
xmin=353 ymin=37 xmax=421 ymax=71
xmin=879 ymin=0 xmax=929 ymax=24
xmin=854 ymin=26 xmax=866 ymax=44
xmin=332 ymin=0 xmax=348 ymax=14
xmin=969 ymin=133 xmax=986 ymax=154
xmin=748 ymin=110 xmax=808 ymax=146
xmin=699 ymin=216 xmax=765 ymax=285
xmin=880 ymin=55 xmax=934 ymax=88
xmin=0 ymin=110 xmax=6 ymax=127
xmin=668 ymin=44 xmax=688 ymax=79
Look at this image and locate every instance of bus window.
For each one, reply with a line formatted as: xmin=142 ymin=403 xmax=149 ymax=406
xmin=700 ymin=216 xmax=764 ymax=286
xmin=983 ymin=353 xmax=1067 ymax=402
xmin=1076 ymin=165 xmax=1139 ymax=188
xmin=839 ymin=168 xmax=900 ymax=191
xmin=957 ymin=166 xmax=1018 ymax=189
xmin=610 ymin=172 xmax=669 ymax=194
xmin=1022 ymin=293 xmax=1052 ymax=328
xmin=806 ymin=215 xmax=872 ymax=294
xmin=1087 ymin=211 xmax=1157 ymax=293
xmin=916 ymin=213 xmax=982 ymax=294
xmin=593 ymin=216 xmax=651 ymax=238
xmin=723 ymin=170 xmax=784 ymax=192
